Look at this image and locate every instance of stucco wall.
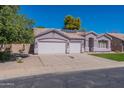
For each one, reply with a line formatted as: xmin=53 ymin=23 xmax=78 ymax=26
xmin=11 ymin=44 xmax=30 ymax=54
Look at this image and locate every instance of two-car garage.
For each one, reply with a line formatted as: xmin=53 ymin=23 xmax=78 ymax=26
xmin=36 ymin=41 xmax=83 ymax=54
xmin=34 ymin=29 xmax=84 ymax=54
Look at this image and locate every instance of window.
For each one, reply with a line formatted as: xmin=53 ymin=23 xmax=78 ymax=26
xmin=98 ymin=40 xmax=108 ymax=48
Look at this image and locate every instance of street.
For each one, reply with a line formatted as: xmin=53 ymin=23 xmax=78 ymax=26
xmin=1 ymin=67 xmax=124 ymax=88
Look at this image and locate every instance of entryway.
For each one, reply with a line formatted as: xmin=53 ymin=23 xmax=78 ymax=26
xmin=89 ymin=38 xmax=94 ymax=52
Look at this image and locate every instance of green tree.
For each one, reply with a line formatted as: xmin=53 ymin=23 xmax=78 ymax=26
xmin=74 ymin=17 xmax=81 ymax=30
xmin=0 ymin=6 xmax=34 ymax=50
xmin=64 ymin=15 xmax=81 ymax=30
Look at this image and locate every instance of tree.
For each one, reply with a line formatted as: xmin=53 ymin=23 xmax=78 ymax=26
xmin=0 ymin=6 xmax=34 ymax=51
xmin=64 ymin=15 xmax=81 ymax=30
xmin=74 ymin=17 xmax=81 ymax=30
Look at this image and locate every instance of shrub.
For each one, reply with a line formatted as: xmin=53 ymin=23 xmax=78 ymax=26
xmin=0 ymin=51 xmax=11 ymax=62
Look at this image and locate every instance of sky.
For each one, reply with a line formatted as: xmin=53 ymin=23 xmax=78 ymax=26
xmin=20 ymin=5 xmax=124 ymax=34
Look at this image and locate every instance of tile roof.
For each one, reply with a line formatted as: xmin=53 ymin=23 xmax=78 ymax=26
xmin=33 ymin=28 xmax=49 ymax=36
xmin=97 ymin=34 xmax=112 ymax=39
xmin=33 ymin=28 xmax=84 ymax=39
xmin=76 ymin=32 xmax=86 ymax=36
xmin=61 ymin=31 xmax=84 ymax=39
xmin=107 ymin=33 xmax=124 ymax=41
xmin=76 ymin=31 xmax=98 ymax=36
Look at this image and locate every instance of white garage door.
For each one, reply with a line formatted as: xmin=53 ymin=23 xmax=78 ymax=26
xmin=70 ymin=43 xmax=81 ymax=53
xmin=38 ymin=42 xmax=66 ymax=54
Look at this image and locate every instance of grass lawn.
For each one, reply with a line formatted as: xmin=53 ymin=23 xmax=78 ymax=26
xmin=91 ymin=53 xmax=124 ymax=61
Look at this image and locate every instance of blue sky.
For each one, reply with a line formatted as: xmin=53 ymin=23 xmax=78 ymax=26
xmin=20 ymin=5 xmax=124 ymax=34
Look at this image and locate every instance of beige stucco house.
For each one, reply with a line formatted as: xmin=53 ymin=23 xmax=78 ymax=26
xmin=34 ymin=28 xmax=111 ymax=54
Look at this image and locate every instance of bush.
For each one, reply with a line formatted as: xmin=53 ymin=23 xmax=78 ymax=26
xmin=0 ymin=51 xmax=11 ymax=62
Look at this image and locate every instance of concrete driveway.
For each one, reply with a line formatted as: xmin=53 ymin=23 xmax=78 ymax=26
xmin=1 ymin=53 xmax=124 ymax=80
xmin=39 ymin=53 xmax=124 ymax=69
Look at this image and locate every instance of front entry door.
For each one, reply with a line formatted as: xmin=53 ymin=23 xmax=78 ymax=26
xmin=89 ymin=38 xmax=94 ymax=52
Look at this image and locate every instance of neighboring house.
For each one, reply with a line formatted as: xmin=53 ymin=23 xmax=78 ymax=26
xmin=107 ymin=33 xmax=124 ymax=52
xmin=34 ymin=28 xmax=111 ymax=54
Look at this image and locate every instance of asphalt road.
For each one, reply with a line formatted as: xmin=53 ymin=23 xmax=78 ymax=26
xmin=1 ymin=67 xmax=124 ymax=88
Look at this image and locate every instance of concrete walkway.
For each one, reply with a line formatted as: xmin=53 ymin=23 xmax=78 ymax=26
xmin=0 ymin=53 xmax=124 ymax=80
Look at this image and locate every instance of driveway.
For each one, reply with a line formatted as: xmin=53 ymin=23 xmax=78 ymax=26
xmin=0 ymin=53 xmax=124 ymax=80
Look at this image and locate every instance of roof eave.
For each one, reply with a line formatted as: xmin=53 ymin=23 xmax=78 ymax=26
xmin=107 ymin=33 xmax=124 ymax=41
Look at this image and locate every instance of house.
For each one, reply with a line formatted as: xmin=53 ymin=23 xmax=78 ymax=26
xmin=34 ymin=28 xmax=111 ymax=54
xmin=107 ymin=33 xmax=124 ymax=52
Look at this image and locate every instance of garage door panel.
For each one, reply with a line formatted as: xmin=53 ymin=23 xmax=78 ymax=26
xmin=70 ymin=43 xmax=81 ymax=53
xmin=38 ymin=42 xmax=66 ymax=54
